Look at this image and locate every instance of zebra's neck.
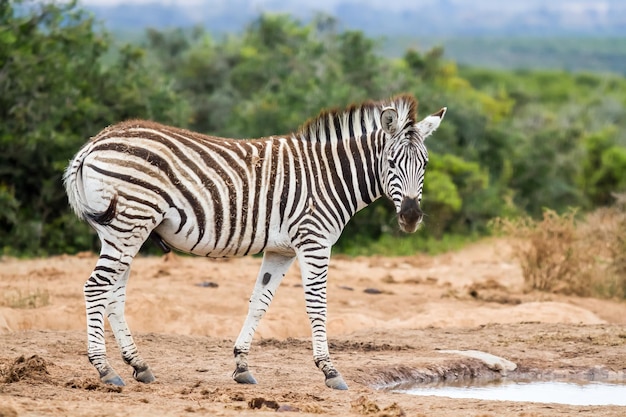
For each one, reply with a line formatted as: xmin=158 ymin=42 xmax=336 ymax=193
xmin=291 ymin=96 xmax=417 ymax=220
xmin=284 ymin=129 xmax=385 ymax=229
xmin=335 ymin=131 xmax=385 ymax=214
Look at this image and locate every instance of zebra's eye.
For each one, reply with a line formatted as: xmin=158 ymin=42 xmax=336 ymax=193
xmin=388 ymin=160 xmax=396 ymax=169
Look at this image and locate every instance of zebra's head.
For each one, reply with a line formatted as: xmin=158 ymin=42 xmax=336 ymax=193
xmin=380 ymin=105 xmax=447 ymax=233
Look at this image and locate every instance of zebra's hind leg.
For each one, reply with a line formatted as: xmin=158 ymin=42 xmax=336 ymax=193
xmin=84 ymin=235 xmax=151 ymax=386
xmin=107 ymin=269 xmax=155 ymax=383
xmin=233 ymin=252 xmax=295 ymax=385
xmin=84 ymin=251 xmax=131 ymax=386
xmin=296 ymin=246 xmax=348 ymax=390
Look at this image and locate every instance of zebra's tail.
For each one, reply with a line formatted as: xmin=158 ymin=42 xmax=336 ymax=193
xmin=63 ymin=142 xmax=104 ymax=224
xmin=64 ymin=143 xmax=119 ymax=226
xmin=63 ymin=145 xmax=91 ymax=222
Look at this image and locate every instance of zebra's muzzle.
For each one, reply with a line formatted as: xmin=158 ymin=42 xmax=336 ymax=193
xmin=398 ymin=197 xmax=423 ymax=233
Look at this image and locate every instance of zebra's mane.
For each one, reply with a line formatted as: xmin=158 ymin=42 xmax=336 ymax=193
xmin=296 ymin=94 xmax=418 ymax=142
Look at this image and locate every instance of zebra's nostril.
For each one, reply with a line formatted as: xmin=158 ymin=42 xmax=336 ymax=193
xmin=399 ymin=197 xmax=422 ymax=225
xmin=400 ymin=197 xmax=418 ymax=211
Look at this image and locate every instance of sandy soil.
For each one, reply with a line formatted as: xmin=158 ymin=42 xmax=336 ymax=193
xmin=1 ymin=238 xmax=625 ymax=416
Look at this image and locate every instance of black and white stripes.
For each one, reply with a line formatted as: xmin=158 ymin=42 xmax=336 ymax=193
xmin=64 ymin=94 xmax=446 ymax=390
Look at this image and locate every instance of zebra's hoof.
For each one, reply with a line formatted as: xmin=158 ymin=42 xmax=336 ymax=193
xmin=134 ymin=366 xmax=156 ymax=383
xmin=101 ymin=372 xmax=125 ymax=387
xmin=325 ymin=375 xmax=348 ymax=390
xmin=233 ymin=370 xmax=257 ymax=385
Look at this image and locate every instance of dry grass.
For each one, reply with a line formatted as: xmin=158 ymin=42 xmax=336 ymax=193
xmin=582 ymin=205 xmax=626 ymax=298
xmin=1 ymin=288 xmax=50 ymax=309
xmin=493 ymin=196 xmax=626 ymax=298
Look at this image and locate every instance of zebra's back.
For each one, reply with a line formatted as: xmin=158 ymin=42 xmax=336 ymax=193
xmin=65 ymin=120 xmax=293 ymax=257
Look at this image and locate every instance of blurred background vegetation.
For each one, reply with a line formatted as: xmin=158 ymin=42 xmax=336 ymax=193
xmin=1 ymin=0 xmax=625 ymax=257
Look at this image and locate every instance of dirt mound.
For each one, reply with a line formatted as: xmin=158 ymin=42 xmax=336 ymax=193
xmin=1 ymin=355 xmax=50 ymax=384
xmin=351 ymin=396 xmax=405 ymax=416
xmin=256 ymin=337 xmax=310 ymax=349
xmin=64 ymin=378 xmax=123 ymax=393
xmin=363 ymin=359 xmax=502 ymax=388
xmin=329 ymin=340 xmax=413 ymax=352
xmin=248 ymin=397 xmax=280 ymax=410
xmin=467 ymin=278 xmax=522 ymax=304
xmin=0 ymin=405 xmax=18 ymax=417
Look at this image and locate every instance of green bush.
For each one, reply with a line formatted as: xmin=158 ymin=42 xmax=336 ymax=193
xmin=0 ymin=0 xmax=188 ymax=255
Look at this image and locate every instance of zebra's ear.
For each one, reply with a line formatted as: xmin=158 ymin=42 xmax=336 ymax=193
xmin=416 ymin=107 xmax=447 ymax=140
xmin=381 ymin=107 xmax=399 ymax=136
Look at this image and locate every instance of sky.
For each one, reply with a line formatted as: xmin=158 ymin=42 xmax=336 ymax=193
xmin=77 ymin=0 xmax=616 ymax=7
xmin=79 ymin=0 xmax=413 ymax=5
xmin=75 ymin=0 xmax=622 ymax=33
xmin=78 ymin=0 xmax=396 ymax=9
xmin=76 ymin=0 xmax=619 ymax=15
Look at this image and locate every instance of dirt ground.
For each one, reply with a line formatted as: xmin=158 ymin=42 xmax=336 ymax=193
xmin=1 ymin=238 xmax=625 ymax=416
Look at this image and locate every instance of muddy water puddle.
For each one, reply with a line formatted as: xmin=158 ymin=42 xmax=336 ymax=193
xmin=395 ymin=379 xmax=626 ymax=406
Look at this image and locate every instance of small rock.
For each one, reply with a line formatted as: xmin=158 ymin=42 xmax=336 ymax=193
xmin=364 ymin=288 xmax=383 ymax=294
xmin=425 ymin=277 xmax=438 ymax=284
xmin=439 ymin=349 xmax=517 ymax=375
xmin=381 ymin=274 xmax=397 ymax=283
xmin=277 ymin=404 xmax=300 ymax=412
xmin=195 ymin=281 xmax=218 ymax=288
xmin=248 ymin=397 xmax=279 ymax=410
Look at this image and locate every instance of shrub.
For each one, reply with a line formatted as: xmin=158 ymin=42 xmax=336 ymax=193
xmin=493 ymin=209 xmax=593 ymax=295
xmin=580 ymin=197 xmax=626 ymax=298
xmin=493 ymin=197 xmax=626 ymax=298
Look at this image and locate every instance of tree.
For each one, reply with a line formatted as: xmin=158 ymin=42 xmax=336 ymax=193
xmin=0 ymin=0 xmax=187 ymax=254
xmin=580 ymin=127 xmax=626 ymax=206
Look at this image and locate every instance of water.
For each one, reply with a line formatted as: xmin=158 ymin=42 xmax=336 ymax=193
xmin=396 ymin=380 xmax=626 ymax=406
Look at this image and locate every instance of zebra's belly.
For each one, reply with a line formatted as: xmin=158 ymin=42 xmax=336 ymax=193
xmin=154 ymin=216 xmax=293 ymax=258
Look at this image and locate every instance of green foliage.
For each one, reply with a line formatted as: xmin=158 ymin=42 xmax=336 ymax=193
xmin=0 ymin=0 xmax=187 ymax=255
xmin=335 ymin=230 xmax=479 ymax=257
xmin=144 ymin=14 xmax=397 ymax=139
xmin=462 ymin=66 xmax=626 ymax=216
xmin=580 ymin=127 xmax=626 ymax=206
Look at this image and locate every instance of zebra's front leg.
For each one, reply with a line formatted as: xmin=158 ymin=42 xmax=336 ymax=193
xmin=233 ymin=251 xmax=295 ymax=385
xmin=106 ymin=269 xmax=155 ymax=384
xmin=297 ymin=246 xmax=348 ymax=390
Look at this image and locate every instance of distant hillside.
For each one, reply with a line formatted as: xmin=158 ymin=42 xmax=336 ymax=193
xmin=85 ymin=0 xmax=626 ymax=36
xmin=85 ymin=0 xmax=626 ymax=74
xmin=390 ymin=37 xmax=626 ymax=75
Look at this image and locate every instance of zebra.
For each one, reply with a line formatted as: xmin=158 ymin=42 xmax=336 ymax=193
xmin=63 ymin=94 xmax=446 ymax=390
